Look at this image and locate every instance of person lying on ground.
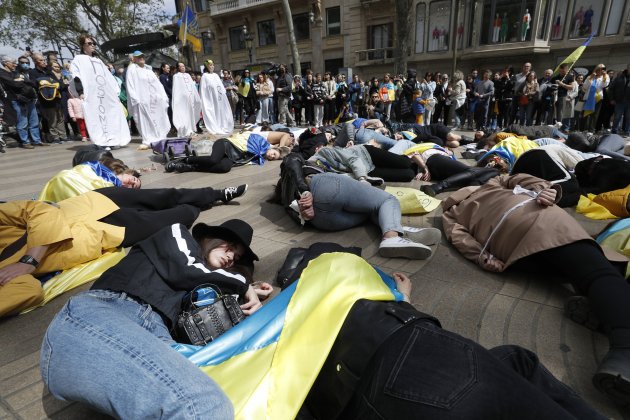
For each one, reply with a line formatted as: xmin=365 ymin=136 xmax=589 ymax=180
xmin=475 ymin=123 xmax=568 ymax=146
xmin=388 ymin=122 xmax=468 ymax=148
xmin=442 ymin=172 xmax=630 ymax=405
xmin=0 ymin=184 xmax=248 ymax=317
xmin=304 ymin=271 xmax=608 ymax=420
xmin=39 ymin=156 xmax=142 ymax=202
xmin=41 ymin=220 xmax=262 ymax=419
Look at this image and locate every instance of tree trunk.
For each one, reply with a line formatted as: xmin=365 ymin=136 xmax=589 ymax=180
xmin=394 ymin=0 xmax=414 ymax=75
xmin=280 ymin=0 xmax=301 ymax=77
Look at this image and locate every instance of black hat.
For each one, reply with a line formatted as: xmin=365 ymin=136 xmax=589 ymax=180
xmin=192 ymin=219 xmax=259 ymax=261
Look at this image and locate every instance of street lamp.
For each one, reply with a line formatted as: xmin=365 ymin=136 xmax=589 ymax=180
xmin=242 ymin=25 xmax=254 ymax=64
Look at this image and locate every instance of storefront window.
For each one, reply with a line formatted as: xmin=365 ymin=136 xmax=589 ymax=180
xmin=455 ymin=0 xmax=469 ymax=49
xmin=606 ymin=0 xmax=625 ymax=35
xmin=569 ymin=1 xmax=602 ymax=38
xmin=536 ymin=0 xmax=550 ymax=39
xmin=428 ymin=1 xmax=451 ymax=52
xmin=415 ymin=3 xmax=426 ymax=53
xmin=551 ymin=0 xmax=568 ymax=40
xmin=481 ymin=0 xmax=536 ymax=44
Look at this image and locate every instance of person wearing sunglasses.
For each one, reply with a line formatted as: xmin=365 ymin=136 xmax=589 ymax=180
xmin=69 ymin=34 xmax=130 ymax=148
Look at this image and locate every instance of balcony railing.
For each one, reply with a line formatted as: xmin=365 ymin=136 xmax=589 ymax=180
xmin=355 ymin=47 xmax=395 ymax=62
xmin=209 ymin=0 xmax=278 ymax=16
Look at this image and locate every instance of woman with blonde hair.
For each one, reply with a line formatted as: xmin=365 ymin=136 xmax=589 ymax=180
xmin=450 ymin=70 xmax=467 ymax=128
xmin=582 ymin=64 xmax=610 ymax=132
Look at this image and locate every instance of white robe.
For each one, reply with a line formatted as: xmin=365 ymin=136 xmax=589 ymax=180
xmin=172 ymin=72 xmax=202 ymax=137
xmin=200 ymin=72 xmax=234 ymax=135
xmin=69 ymin=55 xmax=130 ymax=147
xmin=126 ymin=63 xmax=170 ymax=145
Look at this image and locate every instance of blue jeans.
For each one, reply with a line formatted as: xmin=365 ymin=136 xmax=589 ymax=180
xmin=345 ymin=322 xmax=606 ymax=419
xmin=11 ymin=100 xmax=42 ymax=144
xmin=354 ymin=128 xmax=397 ymax=149
xmin=388 ymin=139 xmax=416 ymax=155
xmin=612 ymin=102 xmax=630 ymax=133
xmin=309 ymin=173 xmax=402 ymax=234
xmin=41 ymin=290 xmax=233 ymax=419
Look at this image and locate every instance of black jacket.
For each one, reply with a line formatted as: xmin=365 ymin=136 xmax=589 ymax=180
xmin=610 ymin=70 xmax=630 ymax=103
xmin=276 ymin=72 xmax=293 ymax=97
xmin=92 ymin=224 xmax=249 ymax=327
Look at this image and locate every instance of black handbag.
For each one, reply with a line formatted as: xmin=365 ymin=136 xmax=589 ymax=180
xmin=175 ymin=284 xmax=245 ymax=345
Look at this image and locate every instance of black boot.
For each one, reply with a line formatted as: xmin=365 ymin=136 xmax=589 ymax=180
xmin=420 ymin=170 xmax=478 ymax=196
xmin=165 ymin=158 xmax=197 ymax=173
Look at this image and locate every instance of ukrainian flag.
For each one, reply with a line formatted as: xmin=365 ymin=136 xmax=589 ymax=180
xmin=172 ymin=253 xmax=404 ymax=419
xmin=553 ymin=33 xmax=594 ymax=76
xmin=178 ymin=4 xmax=202 ymax=53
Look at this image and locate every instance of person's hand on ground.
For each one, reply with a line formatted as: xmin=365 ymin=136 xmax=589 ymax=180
xmin=241 ymin=285 xmax=262 ymax=315
xmin=0 ymin=263 xmax=35 ymax=286
xmin=480 ymin=253 xmax=505 ymax=272
xmin=420 ymin=171 xmax=431 ymax=182
xmin=536 ymin=188 xmax=556 ymax=206
xmin=392 ymin=272 xmax=412 ymax=302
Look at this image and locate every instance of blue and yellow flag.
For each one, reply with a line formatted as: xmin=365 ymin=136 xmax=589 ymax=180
xmin=553 ymin=33 xmax=594 ymax=76
xmin=178 ymin=4 xmax=202 ymax=53
xmin=172 ymin=253 xmax=403 ymax=419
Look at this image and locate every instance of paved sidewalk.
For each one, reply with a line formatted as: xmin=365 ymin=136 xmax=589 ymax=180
xmin=0 ymin=135 xmax=627 ymax=418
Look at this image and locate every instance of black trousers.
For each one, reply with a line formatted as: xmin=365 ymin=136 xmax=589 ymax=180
xmin=515 ymin=240 xmax=630 ymax=347
xmin=425 ymin=154 xmax=469 ymax=180
xmin=186 ymin=139 xmax=234 ymax=173
xmin=344 ymin=322 xmax=604 ymax=419
xmin=364 ymin=145 xmax=416 ymax=182
xmin=96 ymin=187 xmax=223 ymax=247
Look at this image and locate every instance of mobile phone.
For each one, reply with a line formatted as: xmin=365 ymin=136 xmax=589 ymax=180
xmin=25 ymin=46 xmax=31 ymax=52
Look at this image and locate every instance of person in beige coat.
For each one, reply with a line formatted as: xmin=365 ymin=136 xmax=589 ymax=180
xmin=442 ymin=173 xmax=630 ymax=405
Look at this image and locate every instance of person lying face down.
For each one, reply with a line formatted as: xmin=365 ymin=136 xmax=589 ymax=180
xmin=442 ymin=172 xmax=630 ymax=405
xmin=40 ymin=220 xmax=262 ymax=419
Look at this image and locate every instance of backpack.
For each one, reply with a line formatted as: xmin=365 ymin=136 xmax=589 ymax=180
xmin=274 ymin=153 xmax=310 ymax=225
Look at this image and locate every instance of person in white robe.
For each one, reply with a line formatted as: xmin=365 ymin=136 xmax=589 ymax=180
xmin=69 ymin=34 xmax=130 ymax=148
xmin=125 ymin=51 xmax=170 ymax=149
xmin=172 ymin=62 xmax=202 ymax=137
xmin=199 ymin=60 xmax=234 ymax=135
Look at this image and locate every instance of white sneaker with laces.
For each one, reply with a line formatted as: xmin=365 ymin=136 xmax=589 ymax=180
xmin=379 ymin=236 xmax=433 ymax=260
xmin=403 ymin=227 xmax=442 ymax=246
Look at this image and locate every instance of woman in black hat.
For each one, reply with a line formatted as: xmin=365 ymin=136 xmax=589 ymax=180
xmin=40 ymin=220 xmax=261 ymax=419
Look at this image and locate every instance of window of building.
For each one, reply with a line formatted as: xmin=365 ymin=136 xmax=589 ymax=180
xmin=324 ymin=58 xmax=343 ymax=75
xmin=428 ymin=1 xmax=451 ymax=52
xmin=569 ymin=1 xmax=602 ymax=38
xmin=293 ymin=13 xmax=310 ymax=41
xmin=551 ymin=0 xmax=568 ymax=40
xmin=202 ymin=34 xmax=213 ymax=55
xmin=606 ymin=0 xmax=625 ymax=35
xmin=193 ymin=0 xmax=208 ymax=12
xmin=480 ymin=0 xmax=536 ymax=45
xmin=368 ymin=23 xmax=393 ymax=59
xmin=258 ymin=20 xmax=276 ymax=46
xmin=229 ymin=26 xmax=245 ymax=51
xmin=536 ymin=0 xmax=551 ymax=39
xmin=415 ymin=3 xmax=426 ymax=53
xmin=326 ymin=6 xmax=341 ymax=36
xmin=454 ymin=0 xmax=474 ymax=49
xmin=299 ymin=62 xmax=312 ymax=76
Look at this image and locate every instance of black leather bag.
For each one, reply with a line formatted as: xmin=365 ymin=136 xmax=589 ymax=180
xmin=175 ymin=284 xmax=245 ymax=345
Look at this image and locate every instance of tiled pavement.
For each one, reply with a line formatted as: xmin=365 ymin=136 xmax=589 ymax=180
xmin=0 ymin=134 xmax=627 ymax=419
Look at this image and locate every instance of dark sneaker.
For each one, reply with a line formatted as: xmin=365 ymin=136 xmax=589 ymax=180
xmin=221 ymin=184 xmax=248 ymax=203
xmin=593 ymin=348 xmax=630 ymax=405
xmin=33 ymin=142 xmax=50 ymax=147
xmin=165 ymin=159 xmax=195 ymax=173
xmin=20 ymin=143 xmax=35 ymax=149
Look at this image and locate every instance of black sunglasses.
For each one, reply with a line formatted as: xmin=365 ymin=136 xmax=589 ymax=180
xmin=85 ymin=41 xmax=95 ymax=46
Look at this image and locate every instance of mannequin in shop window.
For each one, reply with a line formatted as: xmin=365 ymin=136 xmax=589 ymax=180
xmin=521 ymin=9 xmax=531 ymax=41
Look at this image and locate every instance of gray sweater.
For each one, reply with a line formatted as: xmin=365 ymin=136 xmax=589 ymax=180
xmin=308 ymin=145 xmax=375 ymax=178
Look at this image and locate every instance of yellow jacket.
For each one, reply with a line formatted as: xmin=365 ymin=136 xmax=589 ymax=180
xmin=0 ymin=191 xmax=124 ymax=273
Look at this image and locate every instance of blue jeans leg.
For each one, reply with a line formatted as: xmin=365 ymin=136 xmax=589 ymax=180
xmin=388 ymin=139 xmax=417 ymax=155
xmin=26 ymin=101 xmax=42 ymax=144
xmin=310 ymin=173 xmax=403 ymax=234
xmin=40 ymin=290 xmax=233 ymax=419
xmin=354 ymin=128 xmax=397 ymax=149
xmin=11 ymin=100 xmax=29 ymax=143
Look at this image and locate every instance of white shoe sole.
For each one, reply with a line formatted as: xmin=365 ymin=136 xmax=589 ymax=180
xmin=404 ymin=227 xmax=442 ymax=246
xmin=379 ymin=243 xmax=433 ymax=260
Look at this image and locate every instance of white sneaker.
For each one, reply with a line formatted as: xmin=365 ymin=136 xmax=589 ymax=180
xmin=403 ymin=227 xmax=442 ymax=246
xmin=379 ymin=236 xmax=433 ymax=260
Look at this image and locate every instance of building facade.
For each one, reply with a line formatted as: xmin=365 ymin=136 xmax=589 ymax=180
xmin=189 ymin=0 xmax=630 ymax=78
